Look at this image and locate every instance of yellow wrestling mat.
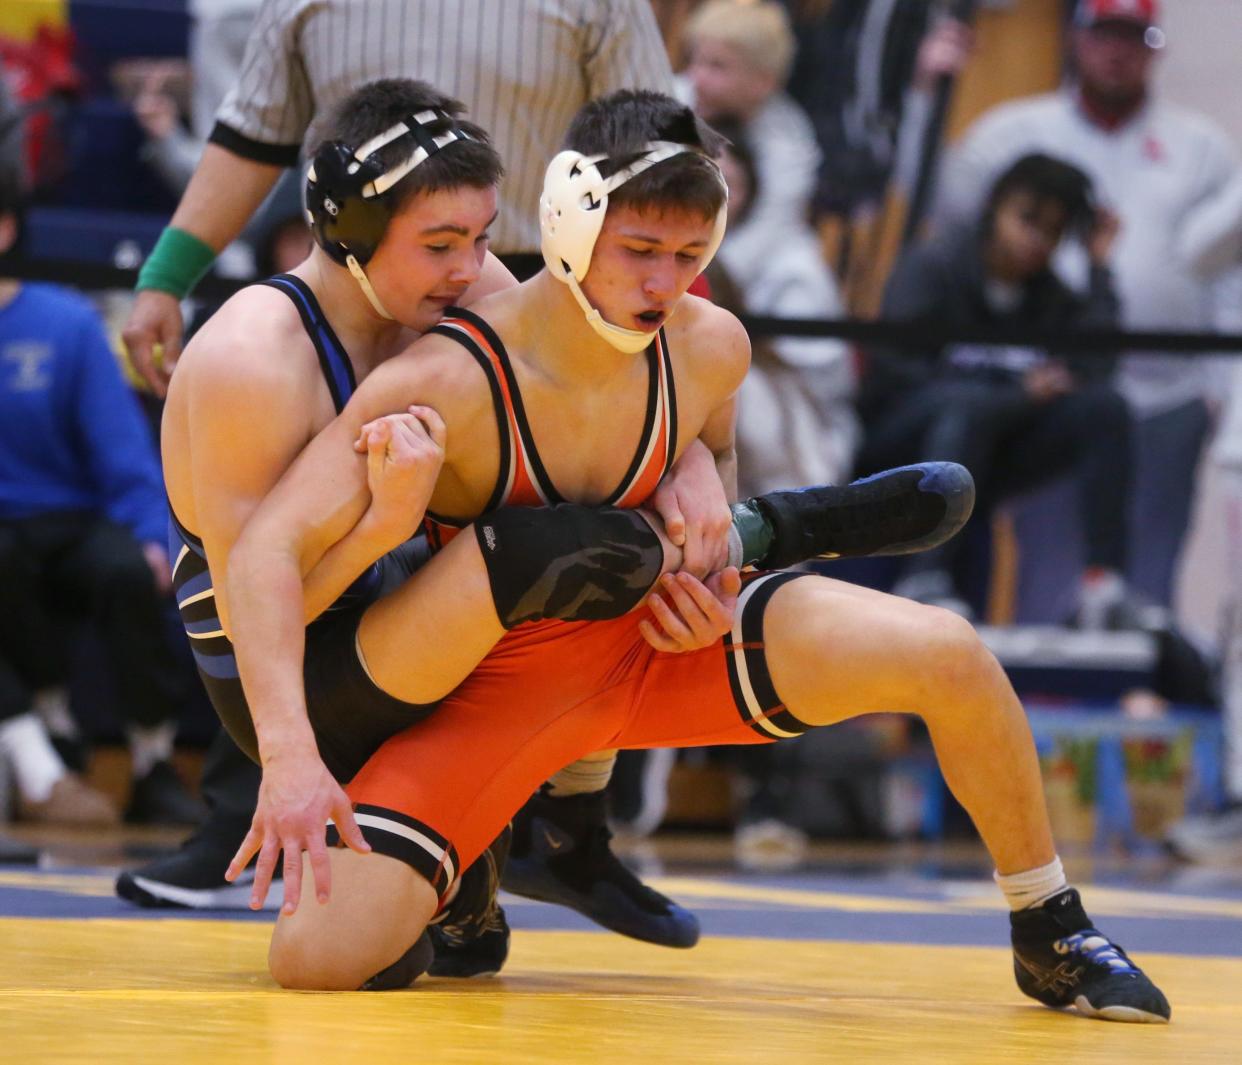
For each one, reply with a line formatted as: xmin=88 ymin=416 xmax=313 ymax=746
xmin=1 ymin=918 xmax=1237 ymax=1064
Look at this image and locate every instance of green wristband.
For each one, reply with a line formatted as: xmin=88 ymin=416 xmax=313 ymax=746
xmin=136 ymin=226 xmax=217 ymax=299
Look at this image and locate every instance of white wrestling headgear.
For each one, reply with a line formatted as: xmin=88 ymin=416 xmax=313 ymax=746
xmin=539 ymin=141 xmax=728 ymax=353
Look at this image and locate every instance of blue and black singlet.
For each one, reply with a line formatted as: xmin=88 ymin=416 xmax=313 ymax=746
xmin=169 ymin=273 xmax=385 ymax=756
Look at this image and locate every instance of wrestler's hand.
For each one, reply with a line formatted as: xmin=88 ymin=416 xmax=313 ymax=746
xmin=353 ymin=405 xmax=447 ymax=544
xmin=122 ymin=289 xmax=184 ymax=396
xmin=225 ymin=746 xmax=371 ymax=914
xmin=639 ymin=566 xmax=740 ymax=652
xmin=652 ymin=439 xmax=732 ymax=579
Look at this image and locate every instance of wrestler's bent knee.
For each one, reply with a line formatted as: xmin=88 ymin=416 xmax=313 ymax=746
xmin=911 ymin=605 xmax=994 ymax=699
xmin=269 ymin=924 xmax=366 ymax=991
xmin=475 ymin=504 xmax=663 ymax=627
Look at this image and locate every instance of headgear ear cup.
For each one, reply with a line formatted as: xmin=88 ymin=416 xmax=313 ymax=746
xmin=304 ymin=109 xmax=473 ymax=316
xmin=306 ymin=141 xmax=392 ymax=266
xmin=539 ymin=141 xmax=729 ymax=353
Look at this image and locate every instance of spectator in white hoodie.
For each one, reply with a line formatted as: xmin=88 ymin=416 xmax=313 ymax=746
xmin=709 ymin=118 xmax=858 ymax=496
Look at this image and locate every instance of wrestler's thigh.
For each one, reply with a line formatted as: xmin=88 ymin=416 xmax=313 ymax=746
xmin=269 ymin=847 xmax=437 ymax=991
xmin=358 ymin=530 xmax=506 ymax=704
xmin=761 ymin=574 xmax=977 ymax=725
xmin=346 ymin=670 xmax=630 ymax=878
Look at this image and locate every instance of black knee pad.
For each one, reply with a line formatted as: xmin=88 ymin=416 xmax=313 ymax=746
xmin=358 ymin=930 xmax=435 ymax=990
xmin=474 ymin=504 xmax=663 ymax=628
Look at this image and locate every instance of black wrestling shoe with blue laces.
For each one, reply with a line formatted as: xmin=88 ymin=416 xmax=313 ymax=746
xmin=427 ymin=824 xmax=512 ymax=978
xmin=504 ymin=789 xmax=700 ymax=949
xmin=1010 ymin=888 xmax=1170 ymax=1023
xmin=742 ymin=462 xmax=975 ymax=570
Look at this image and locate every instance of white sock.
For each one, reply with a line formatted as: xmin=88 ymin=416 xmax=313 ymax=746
xmin=545 ymin=752 xmax=617 ymax=797
xmin=127 ymin=720 xmax=177 ymax=779
xmin=33 ymin=687 xmax=77 ymax=739
xmin=995 ymin=856 xmax=1068 ymax=912
xmin=0 ymin=712 xmax=67 ymax=803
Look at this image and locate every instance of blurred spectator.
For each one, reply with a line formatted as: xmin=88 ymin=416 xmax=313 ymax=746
xmin=781 ymin=0 xmax=973 ymax=218
xmin=249 ymin=177 xmax=312 ymax=278
xmin=0 ymin=164 xmax=203 ymax=826
xmin=0 ymin=22 xmax=81 ymax=196
xmin=120 ymin=1 xmax=263 ymax=196
xmin=709 ymin=119 xmax=858 ymax=495
xmin=934 ymin=0 xmax=1242 ymax=611
xmin=677 ymin=0 xmax=819 ymax=262
xmin=860 ymin=153 xmax=1133 ymax=625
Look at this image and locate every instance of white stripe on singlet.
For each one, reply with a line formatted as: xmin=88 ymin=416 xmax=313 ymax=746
xmin=178 ymin=588 xmax=216 ymax=608
xmin=729 ymin=575 xmax=802 ymax=740
xmin=186 ymin=626 xmax=227 ymax=640
xmin=347 ymin=812 xmax=457 ymax=885
xmin=216 ymin=0 xmax=675 ymax=255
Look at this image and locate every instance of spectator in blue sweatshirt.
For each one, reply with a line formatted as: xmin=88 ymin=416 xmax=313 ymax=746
xmin=0 ymin=164 xmax=203 ymax=826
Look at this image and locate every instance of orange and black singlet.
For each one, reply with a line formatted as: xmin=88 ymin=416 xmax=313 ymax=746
xmin=422 ymin=307 xmax=678 ymax=550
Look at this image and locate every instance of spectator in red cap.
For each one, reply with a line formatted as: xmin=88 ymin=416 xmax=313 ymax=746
xmin=930 ymin=0 xmax=1241 ymax=626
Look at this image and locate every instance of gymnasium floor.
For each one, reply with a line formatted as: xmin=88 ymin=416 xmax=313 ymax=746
xmin=1 ymin=832 xmax=1239 ymax=1064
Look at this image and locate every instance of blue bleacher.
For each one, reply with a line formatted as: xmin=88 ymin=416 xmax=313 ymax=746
xmin=25 ymin=204 xmax=167 ymax=264
xmin=67 ymin=0 xmax=190 ymax=82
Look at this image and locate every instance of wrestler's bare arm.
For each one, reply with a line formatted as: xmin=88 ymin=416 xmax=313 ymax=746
xmin=670 ymin=297 xmax=751 ymax=500
xmin=225 ymin=343 xmax=481 ymax=755
xmin=690 ymin=297 xmax=745 ymax=492
xmin=176 ymin=291 xmax=409 ymax=634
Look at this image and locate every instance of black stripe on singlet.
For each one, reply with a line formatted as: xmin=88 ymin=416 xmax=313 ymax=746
xmin=444 ymin=307 xmax=671 ymax=507
xmin=426 ymin=308 xmax=512 ymax=522
xmin=600 ymin=327 xmax=672 ymax=506
xmin=446 ymin=307 xmax=567 ymax=504
xmin=660 ymin=332 xmax=679 ymax=483
xmin=259 ymin=274 xmax=358 ymax=413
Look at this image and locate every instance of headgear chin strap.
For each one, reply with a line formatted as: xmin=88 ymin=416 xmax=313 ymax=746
xmin=306 ymin=108 xmax=472 ymax=319
xmin=540 ymin=141 xmax=728 ymax=353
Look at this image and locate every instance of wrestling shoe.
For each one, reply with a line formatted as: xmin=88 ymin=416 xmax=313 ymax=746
xmin=360 ymin=932 xmax=435 ymax=990
xmin=1010 ymin=888 xmax=1170 ymax=1023
xmin=427 ymin=824 xmax=512 ymax=978
xmin=504 ymin=789 xmax=700 ymax=949
xmin=738 ymin=462 xmax=975 ymax=570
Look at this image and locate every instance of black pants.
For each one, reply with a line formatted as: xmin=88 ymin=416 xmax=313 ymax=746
xmin=0 ymin=512 xmax=186 ymax=726
xmin=195 ymin=728 xmax=262 ymax=844
xmin=858 ymin=378 xmax=1133 ymax=576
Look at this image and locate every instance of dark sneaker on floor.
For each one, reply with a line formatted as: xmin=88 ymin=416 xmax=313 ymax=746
xmin=115 ymin=823 xmax=279 ymax=910
xmin=504 ymin=789 xmax=699 ymax=949
xmin=748 ymin=462 xmax=975 ymax=570
xmin=1010 ymin=888 xmax=1170 ymax=1023
xmin=428 ymin=824 xmax=512 ymax=978
xmin=124 ymin=760 xmax=208 ymax=826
